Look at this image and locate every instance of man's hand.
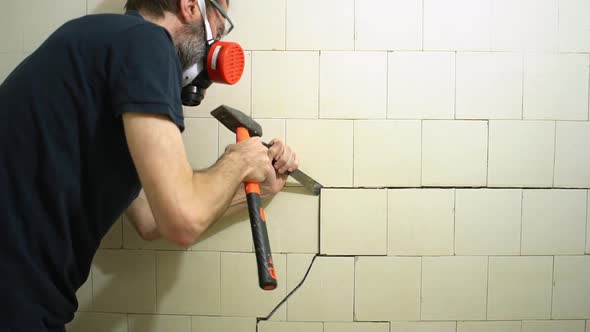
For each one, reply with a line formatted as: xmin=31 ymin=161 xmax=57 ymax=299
xmin=261 ymin=138 xmax=299 ymax=195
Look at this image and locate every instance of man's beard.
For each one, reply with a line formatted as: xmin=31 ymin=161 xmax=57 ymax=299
xmin=176 ymin=22 xmax=208 ymax=72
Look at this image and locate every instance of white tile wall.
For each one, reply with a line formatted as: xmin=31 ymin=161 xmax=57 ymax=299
xmin=128 ymin=315 xmax=190 ymax=332
xmin=522 ymin=320 xmax=586 ymax=332
xmin=0 ymin=2 xmax=25 ymax=52
xmin=422 ymin=120 xmax=488 ymax=186
xmin=286 ymin=0 xmax=355 ymax=50
xmin=456 ymin=52 xmax=523 ymax=120
xmin=390 ymin=322 xmax=457 ymax=332
xmin=521 ymin=190 xmax=587 ymax=255
xmin=76 ymin=273 xmax=93 ymax=311
xmin=13 ymin=0 xmax=590 ymax=329
xmin=319 ymin=51 xmax=387 ymax=119
xmin=92 ymin=250 xmax=156 ymax=313
xmin=523 ymin=53 xmax=589 ymax=121
xmin=492 ymin=0 xmax=559 ymax=51
xmin=388 ymin=189 xmax=455 ymax=255
xmin=555 ymin=122 xmax=590 ymax=188
xmin=182 ymin=118 xmax=219 ymax=171
xmin=321 ymin=189 xmax=387 ymax=255
xmin=355 ymin=0 xmax=422 ymax=50
xmin=325 ymin=322 xmax=390 ymax=332
xmin=87 ymin=0 xmax=125 ymax=14
xmin=287 ymin=257 xmax=354 ymax=322
xmin=25 ymin=0 xmax=86 ymax=52
xmin=191 ymin=316 xmax=257 ymax=332
xmin=265 ymin=187 xmax=319 ymax=253
xmin=355 ymin=257 xmax=421 ymax=321
xmin=286 ymin=119 xmax=353 ymax=187
xmin=457 ymin=321 xmax=522 ymax=332
xmin=252 ymin=51 xmax=319 ymax=119
xmin=258 ymin=322 xmax=323 ymax=332
xmin=388 ymin=52 xmax=455 ymax=119
xmin=455 ymin=189 xmax=522 ymax=255
xmin=487 ymin=256 xmax=553 ymax=320
xmin=230 ymin=0 xmax=286 ymax=50
xmin=488 ymin=121 xmax=555 ymax=187
xmin=424 ymin=0 xmax=492 ymax=50
xmin=421 ymin=256 xmax=488 ymax=320
xmin=552 ymin=256 xmax=590 ymax=319
xmin=67 ymin=312 xmax=128 ymax=332
xmin=0 ymin=53 xmax=25 ymax=83
xmin=354 ymin=120 xmax=421 ymax=187
xmin=156 ymin=252 xmax=220 ymax=315
xmin=558 ymin=0 xmax=590 ymax=52
xmin=220 ymin=253 xmax=287 ymax=318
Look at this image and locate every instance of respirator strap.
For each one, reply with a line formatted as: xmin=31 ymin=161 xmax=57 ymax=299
xmin=197 ymin=0 xmax=214 ymax=43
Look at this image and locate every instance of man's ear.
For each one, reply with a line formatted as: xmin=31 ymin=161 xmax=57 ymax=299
xmin=178 ymin=0 xmax=201 ymax=24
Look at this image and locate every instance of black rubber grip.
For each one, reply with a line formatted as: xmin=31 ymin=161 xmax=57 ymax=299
xmin=246 ymin=192 xmax=277 ymax=290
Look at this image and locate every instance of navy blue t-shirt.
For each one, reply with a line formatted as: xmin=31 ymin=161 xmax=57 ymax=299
xmin=0 ymin=11 xmax=184 ymax=331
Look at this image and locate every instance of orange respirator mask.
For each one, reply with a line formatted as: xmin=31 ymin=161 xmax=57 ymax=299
xmin=181 ymin=0 xmax=244 ymax=107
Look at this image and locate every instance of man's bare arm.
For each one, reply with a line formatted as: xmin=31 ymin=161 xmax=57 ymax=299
xmin=122 ymin=112 xmax=271 ymax=247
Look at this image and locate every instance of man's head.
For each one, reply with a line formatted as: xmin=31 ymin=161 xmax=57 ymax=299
xmin=124 ymin=0 xmax=230 ymax=71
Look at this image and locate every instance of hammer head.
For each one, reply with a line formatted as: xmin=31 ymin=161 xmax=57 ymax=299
xmin=211 ymin=105 xmax=263 ymax=137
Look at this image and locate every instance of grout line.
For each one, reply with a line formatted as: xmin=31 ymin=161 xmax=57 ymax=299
xmin=521 ymin=53 xmax=525 ymax=120
xmin=419 ymin=257 xmax=423 ymax=320
xmin=249 ymin=51 xmax=253 ymax=115
xmin=154 ymin=252 xmax=158 ymax=312
xmin=352 ymin=121 xmax=355 ymax=187
xmin=317 ymin=51 xmax=321 ymax=119
xmin=352 ymin=257 xmax=356 ymax=321
xmin=353 ymin=0 xmax=357 ymax=51
xmin=420 ymin=120 xmax=424 ymax=186
xmin=453 ymin=189 xmax=457 ymax=256
xmin=552 ymin=121 xmax=557 ymax=187
xmin=586 ymin=190 xmax=589 ymax=254
xmin=421 ymin=0 xmax=425 ymax=51
xmin=386 ymin=51 xmax=390 ymax=119
xmin=454 ymin=51 xmax=457 ymax=120
xmin=386 ymin=189 xmax=389 ymax=255
xmin=284 ymin=0 xmax=287 ymax=51
xmin=485 ymin=256 xmax=490 ymax=320
xmin=518 ymin=189 xmax=524 ymax=255
xmin=550 ymin=255 xmax=556 ymax=319
xmin=486 ymin=120 xmax=490 ymax=186
xmin=587 ymin=54 xmax=590 ymax=121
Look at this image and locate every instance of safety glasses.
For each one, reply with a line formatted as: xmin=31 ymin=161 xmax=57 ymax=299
xmin=208 ymin=0 xmax=234 ymax=39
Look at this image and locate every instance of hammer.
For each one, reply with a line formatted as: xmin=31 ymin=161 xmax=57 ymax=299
xmin=211 ymin=105 xmax=278 ymax=291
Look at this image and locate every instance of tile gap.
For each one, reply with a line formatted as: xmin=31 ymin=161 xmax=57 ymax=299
xmin=550 ymin=255 xmax=556 ymax=319
xmin=586 ymin=190 xmax=589 ymax=254
xmin=420 ymin=120 xmax=424 ymax=186
xmin=486 ymin=120 xmax=490 ymax=186
xmin=485 ymin=256 xmax=490 ymax=320
xmin=519 ymin=189 xmax=524 ymax=255
xmin=419 ymin=257 xmax=423 ymax=320
xmin=521 ymin=53 xmax=525 ymax=120
xmin=421 ymin=0 xmax=425 ymax=51
xmin=453 ymin=189 xmax=457 ymax=256
xmin=552 ymin=121 xmax=557 ymax=187
xmin=454 ymin=51 xmax=457 ymax=120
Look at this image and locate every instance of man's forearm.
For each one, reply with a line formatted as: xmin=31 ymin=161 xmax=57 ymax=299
xmin=187 ymin=151 xmax=247 ymax=235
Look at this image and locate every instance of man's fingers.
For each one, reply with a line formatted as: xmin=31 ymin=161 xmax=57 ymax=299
xmin=267 ymin=139 xmax=285 ymax=161
xmin=279 ymin=151 xmax=298 ymax=174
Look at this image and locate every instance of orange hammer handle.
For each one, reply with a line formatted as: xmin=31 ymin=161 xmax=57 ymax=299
xmin=236 ymin=127 xmax=277 ymax=290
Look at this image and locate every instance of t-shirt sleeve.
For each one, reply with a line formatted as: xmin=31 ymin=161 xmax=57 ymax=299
xmin=109 ymin=24 xmax=185 ymax=131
